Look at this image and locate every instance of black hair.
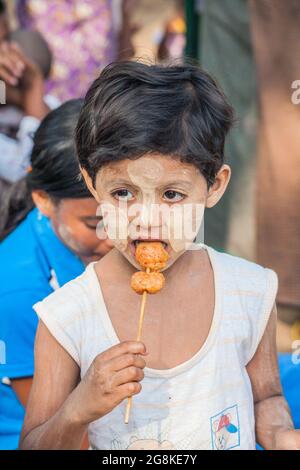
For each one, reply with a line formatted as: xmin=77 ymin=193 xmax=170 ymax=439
xmin=76 ymin=61 xmax=235 ymax=187
xmin=0 ymin=99 xmax=91 ymax=242
xmin=9 ymin=29 xmax=52 ymax=79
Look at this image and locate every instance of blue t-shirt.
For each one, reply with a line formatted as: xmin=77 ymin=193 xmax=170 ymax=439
xmin=0 ymin=208 xmax=85 ymax=450
xmin=256 ymin=353 xmax=300 ymax=450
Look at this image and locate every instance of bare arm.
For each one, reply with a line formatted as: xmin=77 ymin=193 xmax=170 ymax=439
xmin=118 ymin=0 xmax=140 ymax=60
xmin=19 ymin=321 xmax=87 ymax=450
xmin=11 ymin=376 xmax=89 ymax=450
xmin=247 ymin=304 xmax=300 ymax=449
xmin=20 ymin=320 xmax=147 ymax=450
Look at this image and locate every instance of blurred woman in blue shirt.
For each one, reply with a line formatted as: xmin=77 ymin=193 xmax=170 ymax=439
xmin=0 ymin=100 xmax=113 ymax=449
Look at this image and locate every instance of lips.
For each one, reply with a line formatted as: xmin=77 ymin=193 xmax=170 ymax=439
xmin=130 ymin=239 xmax=169 ymax=255
xmin=133 ymin=240 xmax=168 ymax=248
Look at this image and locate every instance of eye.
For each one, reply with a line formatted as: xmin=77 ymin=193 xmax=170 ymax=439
xmin=162 ymin=190 xmax=185 ymax=202
xmin=84 ymin=217 xmax=103 ymax=230
xmin=111 ymin=189 xmax=134 ymax=201
xmin=85 ymin=223 xmax=98 ymax=230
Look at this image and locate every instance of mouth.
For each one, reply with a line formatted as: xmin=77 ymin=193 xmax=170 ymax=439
xmin=129 ymin=239 xmax=169 ymax=256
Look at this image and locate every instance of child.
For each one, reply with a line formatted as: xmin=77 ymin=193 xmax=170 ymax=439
xmin=20 ymin=62 xmax=300 ymax=450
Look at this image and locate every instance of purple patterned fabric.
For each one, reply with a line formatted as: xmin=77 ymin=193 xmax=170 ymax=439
xmin=17 ymin=0 xmax=118 ymax=101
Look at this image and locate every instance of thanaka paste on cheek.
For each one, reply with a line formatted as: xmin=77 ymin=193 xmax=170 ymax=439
xmin=95 ymin=156 xmax=207 ymax=266
xmin=96 ymin=167 xmax=130 ymax=252
xmin=57 ymin=223 xmax=88 ymax=255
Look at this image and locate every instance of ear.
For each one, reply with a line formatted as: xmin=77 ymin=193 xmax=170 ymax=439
xmin=31 ymin=190 xmax=56 ymax=218
xmin=206 ymin=164 xmax=231 ymax=208
xmin=80 ymin=166 xmax=100 ymax=202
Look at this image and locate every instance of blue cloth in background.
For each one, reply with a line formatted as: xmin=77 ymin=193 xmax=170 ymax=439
xmin=256 ymin=352 xmax=300 ymax=450
xmin=278 ymin=353 xmax=300 ymax=429
xmin=0 ymin=208 xmax=84 ymax=449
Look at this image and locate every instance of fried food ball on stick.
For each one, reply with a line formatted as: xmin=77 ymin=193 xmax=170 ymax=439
xmin=135 ymin=241 xmax=169 ymax=271
xmin=124 ymin=242 xmax=169 ymax=424
xmin=131 ymin=271 xmax=165 ymax=294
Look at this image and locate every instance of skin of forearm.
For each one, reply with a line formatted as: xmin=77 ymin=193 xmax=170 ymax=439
xmin=118 ymin=30 xmax=134 ymax=60
xmin=19 ymin=392 xmax=88 ymax=450
xmin=22 ymin=77 xmax=49 ymax=120
xmin=255 ymin=395 xmax=294 ymax=450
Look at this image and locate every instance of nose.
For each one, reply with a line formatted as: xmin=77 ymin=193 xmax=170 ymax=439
xmin=136 ymin=196 xmax=163 ymax=230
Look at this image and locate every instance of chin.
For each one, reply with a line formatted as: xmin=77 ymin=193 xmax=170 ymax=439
xmin=82 ymin=253 xmax=102 ymax=264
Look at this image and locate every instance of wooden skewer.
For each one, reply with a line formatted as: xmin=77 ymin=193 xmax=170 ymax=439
xmin=124 ymin=267 xmax=150 ymax=424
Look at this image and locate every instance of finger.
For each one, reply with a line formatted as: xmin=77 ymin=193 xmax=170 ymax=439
xmin=9 ymin=42 xmax=27 ymax=68
xmin=115 ymin=381 xmax=142 ymax=404
xmin=9 ymin=41 xmax=24 ymax=55
xmin=1 ymin=41 xmax=26 ymax=67
xmin=110 ymin=352 xmax=146 ymax=372
xmin=97 ymin=341 xmax=147 ymax=363
xmin=0 ymin=56 xmax=20 ymax=76
xmin=8 ymin=50 xmax=25 ymax=75
xmin=0 ymin=66 xmax=18 ymax=86
xmin=0 ymin=52 xmax=24 ymax=78
xmin=112 ymin=366 xmax=144 ymax=387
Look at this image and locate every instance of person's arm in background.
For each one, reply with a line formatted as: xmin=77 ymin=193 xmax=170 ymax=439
xmin=118 ymin=0 xmax=140 ymax=60
xmin=0 ymin=41 xmax=49 ymax=119
xmin=247 ymin=304 xmax=300 ymax=449
xmin=12 ymin=41 xmax=49 ymax=121
xmin=0 ymin=41 xmax=49 ymax=182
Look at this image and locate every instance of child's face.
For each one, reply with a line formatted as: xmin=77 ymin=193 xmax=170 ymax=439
xmin=83 ymin=154 xmax=230 ymax=270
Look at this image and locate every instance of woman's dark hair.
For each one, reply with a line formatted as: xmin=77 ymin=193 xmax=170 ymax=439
xmin=76 ymin=61 xmax=235 ymax=187
xmin=0 ymin=99 xmax=90 ymax=242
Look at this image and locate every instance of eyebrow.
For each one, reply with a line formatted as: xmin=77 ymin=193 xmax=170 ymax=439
xmin=103 ymin=178 xmax=136 ymax=188
xmin=160 ymin=180 xmax=194 ymax=189
xmin=103 ymin=179 xmax=194 ymax=190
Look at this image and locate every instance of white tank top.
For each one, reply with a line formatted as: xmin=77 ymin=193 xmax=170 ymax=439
xmin=33 ymin=245 xmax=278 ymax=450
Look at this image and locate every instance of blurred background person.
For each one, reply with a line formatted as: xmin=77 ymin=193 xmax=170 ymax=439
xmin=0 ymin=29 xmax=56 ymax=184
xmin=0 ymin=100 xmax=113 ymax=450
xmin=16 ymin=0 xmax=139 ymax=101
xmin=3 ymin=0 xmax=186 ymax=102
